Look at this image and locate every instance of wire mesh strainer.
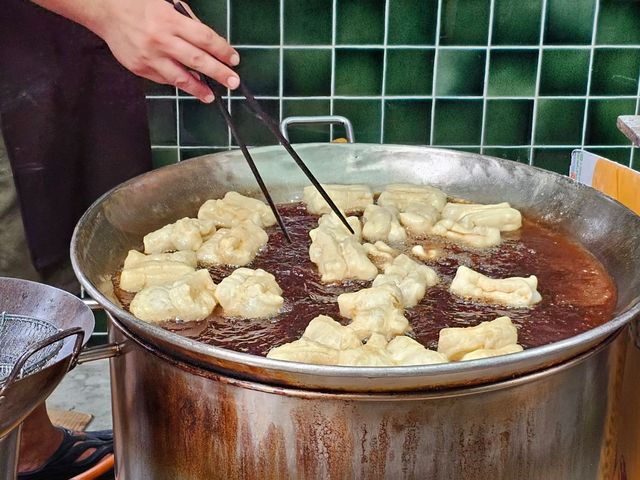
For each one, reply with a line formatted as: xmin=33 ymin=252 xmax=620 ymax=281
xmin=0 ymin=311 xmax=64 ymax=385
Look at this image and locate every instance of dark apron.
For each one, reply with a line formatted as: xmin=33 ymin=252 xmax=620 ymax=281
xmin=0 ymin=0 xmax=152 ymax=271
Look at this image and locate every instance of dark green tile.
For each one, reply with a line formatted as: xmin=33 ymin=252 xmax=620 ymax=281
xmin=544 ymin=0 xmax=595 ymax=45
xmin=590 ymin=49 xmax=640 ymax=96
xmin=286 ymin=126 xmax=331 ymax=144
xmin=180 ymin=148 xmax=229 ymax=161
xmin=147 ymin=99 xmax=177 ymax=146
xmin=384 ymin=100 xmax=432 ymax=144
xmin=483 ymin=147 xmax=531 ymax=163
xmin=94 ymin=310 xmax=107 ymax=333
xmin=236 ymin=48 xmax=279 ymax=96
xmin=388 ymin=0 xmax=438 ymax=45
xmin=432 ymin=99 xmax=483 ymax=145
xmin=282 ymin=100 xmax=332 ymax=143
xmin=283 ymin=50 xmax=331 ymax=96
xmin=335 ymin=49 xmax=384 ymax=96
xmin=230 ymin=100 xmax=280 ymax=145
xmin=535 ymin=99 xmax=585 ymax=145
xmin=440 ymin=0 xmax=490 ymax=45
xmin=484 ymin=100 xmax=533 ymax=145
xmin=584 ymin=147 xmax=632 ymax=166
xmin=487 ymin=50 xmax=537 ymax=97
xmin=180 ymin=100 xmax=228 ymax=146
xmin=144 ymin=79 xmax=175 ymax=96
xmin=284 ymin=0 xmax=332 ymax=44
xmin=597 ymin=1 xmax=640 ymax=45
xmin=492 ymin=0 xmax=542 ymax=46
xmin=189 ymin=0 xmax=227 ymax=37
xmin=281 ymin=99 xmax=331 ymax=116
xmin=453 ymin=147 xmax=482 ymax=153
xmin=333 ymin=100 xmax=381 ymax=142
xmin=532 ymin=148 xmax=574 ymax=174
xmin=436 ymin=49 xmax=485 ymax=96
xmin=152 ymin=148 xmax=179 ymax=169
xmin=231 ymin=0 xmax=279 ymax=44
xmin=87 ymin=335 xmax=107 ymax=347
xmin=585 ymin=99 xmax=637 ymax=145
xmin=539 ymin=49 xmax=590 ymax=96
xmin=386 ymin=50 xmax=434 ymax=95
xmin=336 ymin=0 xmax=385 ymax=44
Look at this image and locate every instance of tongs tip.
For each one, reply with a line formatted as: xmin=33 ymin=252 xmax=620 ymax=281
xmin=341 ymin=217 xmax=355 ymax=235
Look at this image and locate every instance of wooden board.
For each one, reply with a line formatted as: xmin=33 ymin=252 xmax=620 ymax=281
xmin=47 ymin=408 xmax=93 ymax=432
xmin=617 ymin=115 xmax=640 ymax=146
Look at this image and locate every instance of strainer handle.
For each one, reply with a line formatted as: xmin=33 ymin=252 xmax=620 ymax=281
xmin=0 ymin=327 xmax=84 ymax=396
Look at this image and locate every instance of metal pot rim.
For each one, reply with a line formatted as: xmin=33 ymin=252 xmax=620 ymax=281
xmin=107 ymin=310 xmax=623 ymax=397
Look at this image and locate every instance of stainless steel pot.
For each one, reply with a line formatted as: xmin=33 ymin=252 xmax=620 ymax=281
xmin=108 ymin=315 xmax=633 ymax=479
xmin=70 ymin=144 xmax=640 ymax=478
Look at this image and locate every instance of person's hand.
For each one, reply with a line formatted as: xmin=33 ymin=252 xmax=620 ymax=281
xmin=89 ymin=0 xmax=240 ymax=102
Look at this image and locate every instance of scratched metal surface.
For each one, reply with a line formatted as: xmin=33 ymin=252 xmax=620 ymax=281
xmin=108 ymin=320 xmax=627 ymax=480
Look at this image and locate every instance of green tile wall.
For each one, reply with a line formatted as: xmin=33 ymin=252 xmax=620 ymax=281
xmin=437 ymin=50 xmax=486 ymax=96
xmin=147 ymin=0 xmax=640 ymax=172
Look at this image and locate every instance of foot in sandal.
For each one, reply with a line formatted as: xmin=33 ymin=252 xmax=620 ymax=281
xmin=18 ymin=428 xmax=114 ymax=480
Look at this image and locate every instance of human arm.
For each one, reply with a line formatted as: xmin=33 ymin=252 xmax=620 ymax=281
xmin=30 ymin=0 xmax=239 ymax=102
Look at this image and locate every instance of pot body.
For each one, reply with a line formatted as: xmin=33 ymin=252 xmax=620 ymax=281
xmin=108 ymin=315 xmax=633 ymax=480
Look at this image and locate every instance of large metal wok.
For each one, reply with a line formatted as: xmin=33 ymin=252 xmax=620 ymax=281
xmin=71 ymin=143 xmax=640 ymax=479
xmin=72 ymin=143 xmax=640 ymax=391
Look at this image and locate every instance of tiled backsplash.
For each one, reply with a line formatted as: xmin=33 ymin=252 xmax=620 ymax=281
xmin=147 ymin=0 xmax=640 ymax=173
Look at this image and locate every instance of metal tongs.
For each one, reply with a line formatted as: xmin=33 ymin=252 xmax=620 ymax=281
xmin=166 ymin=0 xmax=354 ymax=242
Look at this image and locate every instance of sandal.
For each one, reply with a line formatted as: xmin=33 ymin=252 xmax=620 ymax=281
xmin=18 ymin=428 xmax=114 ymax=480
xmin=70 ymin=430 xmax=113 ymax=442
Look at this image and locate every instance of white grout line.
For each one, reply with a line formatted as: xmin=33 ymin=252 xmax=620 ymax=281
xmin=429 ymin=0 xmax=443 ymax=146
xmin=528 ymin=0 xmax=548 ymax=165
xmin=580 ymin=0 xmax=600 ymax=150
xmin=175 ymin=90 xmax=181 ymax=161
xmin=149 ymin=94 xmax=640 ymax=101
xmin=479 ymin=0 xmax=496 ymax=154
xmin=279 ymin=0 xmax=284 ymax=124
xmin=329 ymin=0 xmax=337 ymax=141
xmin=229 ymin=44 xmax=640 ymax=50
xmin=380 ymin=0 xmax=390 ymax=143
xmin=226 ymin=0 xmax=232 ymax=150
xmin=156 ymin=144 xmax=634 ymax=150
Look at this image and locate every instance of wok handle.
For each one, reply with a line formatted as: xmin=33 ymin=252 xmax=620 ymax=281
xmin=76 ymin=342 xmax=125 ymax=364
xmin=77 ymin=293 xmax=126 ymax=363
xmin=280 ymin=116 xmax=355 ymax=143
xmin=80 ymin=286 xmax=103 ymax=311
xmin=0 ymin=327 xmax=85 ymax=396
xmin=81 ymin=298 xmax=103 ymax=311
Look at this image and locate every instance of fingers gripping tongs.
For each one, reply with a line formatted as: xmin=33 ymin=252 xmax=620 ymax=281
xmin=166 ymin=0 xmax=355 ymax=242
